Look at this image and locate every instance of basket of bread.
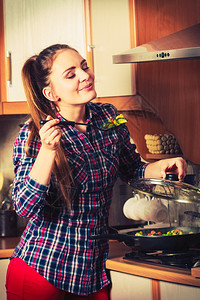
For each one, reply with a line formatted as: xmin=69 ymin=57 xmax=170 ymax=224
xmin=144 ymin=134 xmax=182 ymax=155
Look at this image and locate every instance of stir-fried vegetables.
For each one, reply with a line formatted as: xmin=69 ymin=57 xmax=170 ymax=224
xmin=102 ymin=114 xmax=127 ymax=129
xmin=135 ymin=228 xmax=183 ymax=237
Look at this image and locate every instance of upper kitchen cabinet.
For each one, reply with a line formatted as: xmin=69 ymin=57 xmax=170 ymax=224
xmin=1 ymin=0 xmax=85 ymax=104
xmin=133 ymin=0 xmax=200 ymax=164
xmin=88 ymin=0 xmax=136 ymax=97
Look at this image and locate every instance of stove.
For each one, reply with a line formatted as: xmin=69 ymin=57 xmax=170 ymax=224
xmin=124 ymin=249 xmax=200 ymax=270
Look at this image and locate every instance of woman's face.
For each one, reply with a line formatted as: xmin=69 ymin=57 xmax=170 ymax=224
xmin=45 ymin=49 xmax=96 ymax=107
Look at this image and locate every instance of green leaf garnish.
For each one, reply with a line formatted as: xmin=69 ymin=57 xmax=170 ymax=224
xmin=102 ymin=114 xmax=128 ymax=129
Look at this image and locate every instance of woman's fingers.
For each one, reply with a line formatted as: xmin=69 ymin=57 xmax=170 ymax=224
xmin=161 ymin=157 xmax=187 ymax=180
xmin=39 ymin=117 xmax=61 ymax=150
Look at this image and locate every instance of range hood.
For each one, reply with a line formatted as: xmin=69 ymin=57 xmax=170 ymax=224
xmin=113 ymin=23 xmax=200 ymax=64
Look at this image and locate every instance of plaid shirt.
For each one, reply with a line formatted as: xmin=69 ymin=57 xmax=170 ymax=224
xmin=11 ymin=102 xmax=146 ymax=295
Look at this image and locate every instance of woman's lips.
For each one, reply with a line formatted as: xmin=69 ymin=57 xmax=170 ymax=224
xmin=80 ymin=83 xmax=93 ymax=92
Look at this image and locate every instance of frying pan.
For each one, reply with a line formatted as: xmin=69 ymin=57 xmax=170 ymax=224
xmin=91 ymin=226 xmax=200 ymax=252
xmin=92 ymin=178 xmax=200 ymax=252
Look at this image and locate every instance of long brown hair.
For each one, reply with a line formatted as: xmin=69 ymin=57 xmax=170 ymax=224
xmin=22 ymin=44 xmax=76 ymax=209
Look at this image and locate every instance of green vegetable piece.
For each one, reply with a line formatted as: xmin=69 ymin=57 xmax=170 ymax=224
xmin=102 ymin=114 xmax=127 ymax=129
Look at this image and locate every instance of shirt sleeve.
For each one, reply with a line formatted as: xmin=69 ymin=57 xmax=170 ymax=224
xmin=12 ymin=126 xmax=49 ymax=218
xmin=118 ymin=124 xmax=148 ymax=182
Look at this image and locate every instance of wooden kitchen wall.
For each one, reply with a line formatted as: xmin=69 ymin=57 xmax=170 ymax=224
xmin=133 ymin=0 xmax=200 ymax=164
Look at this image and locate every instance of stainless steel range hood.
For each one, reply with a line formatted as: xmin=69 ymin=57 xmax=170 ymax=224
xmin=113 ymin=23 xmax=200 ymax=64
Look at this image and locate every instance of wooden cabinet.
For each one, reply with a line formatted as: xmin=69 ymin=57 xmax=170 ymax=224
xmin=90 ymin=0 xmax=136 ymax=97
xmin=3 ymin=0 xmax=85 ymax=102
xmin=160 ymin=280 xmax=200 ymax=300
xmin=110 ymin=270 xmax=200 ymax=300
xmin=0 ymin=259 xmax=9 ymax=300
xmin=134 ymin=0 xmax=200 ymax=164
xmin=1 ymin=0 xmax=137 ymax=114
xmin=110 ymin=270 xmax=152 ymax=300
xmin=0 ymin=0 xmax=85 ymax=113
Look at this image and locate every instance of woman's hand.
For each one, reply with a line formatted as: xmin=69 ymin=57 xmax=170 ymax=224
xmin=144 ymin=157 xmax=187 ymax=181
xmin=39 ymin=116 xmax=61 ymax=151
xmin=159 ymin=157 xmax=187 ymax=180
xmin=29 ymin=116 xmax=62 ymax=185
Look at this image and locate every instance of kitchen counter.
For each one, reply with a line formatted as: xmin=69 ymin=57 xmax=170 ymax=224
xmin=1 ymin=237 xmax=200 ymax=287
xmin=107 ymin=240 xmax=200 ymax=288
xmin=0 ymin=236 xmax=20 ymax=258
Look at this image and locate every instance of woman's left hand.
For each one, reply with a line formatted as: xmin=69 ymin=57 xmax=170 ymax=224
xmin=159 ymin=157 xmax=187 ymax=180
xmin=145 ymin=157 xmax=187 ymax=181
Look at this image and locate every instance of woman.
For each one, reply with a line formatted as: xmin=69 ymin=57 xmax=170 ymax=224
xmin=6 ymin=44 xmax=187 ymax=299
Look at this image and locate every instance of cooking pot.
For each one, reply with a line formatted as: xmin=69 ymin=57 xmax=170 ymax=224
xmin=128 ymin=178 xmax=200 ymax=204
xmin=91 ymin=226 xmax=200 ymax=252
xmin=0 ymin=210 xmax=19 ymax=237
xmin=92 ymin=177 xmax=200 ymax=252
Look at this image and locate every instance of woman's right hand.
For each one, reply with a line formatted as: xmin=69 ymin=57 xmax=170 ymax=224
xmin=39 ymin=116 xmax=62 ymax=152
xmin=29 ymin=116 xmax=62 ymax=185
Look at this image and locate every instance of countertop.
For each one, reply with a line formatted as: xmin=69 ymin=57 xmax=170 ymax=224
xmin=107 ymin=241 xmax=200 ymax=287
xmin=1 ymin=237 xmax=200 ymax=287
xmin=0 ymin=236 xmax=20 ymax=258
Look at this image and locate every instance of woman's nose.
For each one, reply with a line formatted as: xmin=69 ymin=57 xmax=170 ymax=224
xmin=78 ymin=68 xmax=90 ymax=82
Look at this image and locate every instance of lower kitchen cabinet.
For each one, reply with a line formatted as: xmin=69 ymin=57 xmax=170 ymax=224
xmin=0 ymin=259 xmax=9 ymax=300
xmin=160 ymin=281 xmax=200 ymax=300
xmin=110 ymin=270 xmax=152 ymax=300
xmin=109 ymin=270 xmax=200 ymax=300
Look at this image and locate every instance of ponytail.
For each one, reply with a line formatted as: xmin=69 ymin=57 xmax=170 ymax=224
xmin=21 ymin=45 xmax=75 ymax=209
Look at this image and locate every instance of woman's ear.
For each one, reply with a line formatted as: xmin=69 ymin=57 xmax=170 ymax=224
xmin=42 ymin=87 xmax=60 ymax=102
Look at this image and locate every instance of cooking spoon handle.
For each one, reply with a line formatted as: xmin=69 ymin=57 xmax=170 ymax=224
xmin=40 ymin=120 xmax=109 ymax=131
xmin=40 ymin=120 xmax=78 ymax=126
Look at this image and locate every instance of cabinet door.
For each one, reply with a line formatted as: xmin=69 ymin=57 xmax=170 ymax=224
xmin=110 ymin=270 xmax=153 ymax=300
xmin=91 ymin=0 xmax=135 ymax=97
xmin=0 ymin=259 xmax=9 ymax=300
xmin=4 ymin=0 xmax=85 ymax=102
xmin=160 ymin=281 xmax=200 ymax=300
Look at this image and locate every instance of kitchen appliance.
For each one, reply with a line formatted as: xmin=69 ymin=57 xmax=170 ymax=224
xmin=92 ymin=226 xmax=200 ymax=252
xmin=121 ymin=224 xmax=200 ymax=271
xmin=113 ymin=23 xmax=200 ymax=63
xmin=123 ymin=178 xmax=200 ymax=272
xmin=92 ymin=177 xmax=200 ymax=273
xmin=124 ymin=249 xmax=200 ymax=270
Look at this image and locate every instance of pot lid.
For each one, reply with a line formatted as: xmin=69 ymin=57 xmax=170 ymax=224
xmin=128 ymin=178 xmax=200 ymax=204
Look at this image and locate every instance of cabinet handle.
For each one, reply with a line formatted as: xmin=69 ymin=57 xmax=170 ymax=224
xmin=87 ymin=45 xmax=95 ymax=52
xmin=6 ymin=51 xmax=12 ymax=87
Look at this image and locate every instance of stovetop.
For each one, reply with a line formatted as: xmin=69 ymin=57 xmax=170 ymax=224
xmin=124 ymin=249 xmax=200 ymax=270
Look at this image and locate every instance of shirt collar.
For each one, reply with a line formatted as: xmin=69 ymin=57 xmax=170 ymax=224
xmin=56 ymin=102 xmax=98 ymax=124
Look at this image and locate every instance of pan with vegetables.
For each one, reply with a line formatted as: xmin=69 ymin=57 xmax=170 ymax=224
xmin=91 ymin=177 xmax=200 ymax=252
xmin=91 ymin=226 xmax=200 ymax=252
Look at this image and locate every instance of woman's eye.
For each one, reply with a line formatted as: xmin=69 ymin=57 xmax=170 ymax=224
xmin=82 ymin=65 xmax=89 ymax=71
xmin=66 ymin=73 xmax=75 ymax=79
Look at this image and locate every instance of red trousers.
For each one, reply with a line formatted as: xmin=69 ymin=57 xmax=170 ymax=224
xmin=6 ymin=258 xmax=110 ymax=300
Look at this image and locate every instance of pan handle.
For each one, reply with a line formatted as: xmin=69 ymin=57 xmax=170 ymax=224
xmin=90 ymin=233 xmax=133 ymax=244
xmin=90 ymin=233 xmax=122 ymax=241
